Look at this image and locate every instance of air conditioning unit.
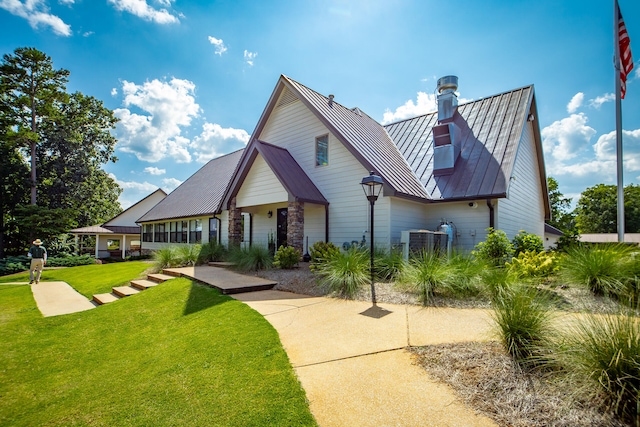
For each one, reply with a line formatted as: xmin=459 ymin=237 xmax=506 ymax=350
xmin=400 ymin=230 xmax=447 ymax=260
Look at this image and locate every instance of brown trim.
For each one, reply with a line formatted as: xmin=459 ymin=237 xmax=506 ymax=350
xmin=325 ymin=205 xmax=329 ymax=242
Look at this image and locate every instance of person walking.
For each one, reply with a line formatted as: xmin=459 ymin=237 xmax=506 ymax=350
xmin=28 ymin=239 xmax=47 ymax=284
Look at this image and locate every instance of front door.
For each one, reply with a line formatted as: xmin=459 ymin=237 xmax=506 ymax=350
xmin=277 ymin=208 xmax=288 ymax=248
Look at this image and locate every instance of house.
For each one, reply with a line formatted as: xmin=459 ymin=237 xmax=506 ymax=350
xmin=138 ymin=75 xmax=550 ymax=256
xmin=544 ymin=223 xmax=564 ymax=250
xmin=70 ymin=188 xmax=166 ymax=258
xmin=579 ymin=233 xmax=640 ymax=245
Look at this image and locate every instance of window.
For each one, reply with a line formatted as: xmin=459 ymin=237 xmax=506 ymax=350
xmin=169 ymin=221 xmax=178 ymax=243
xmin=154 ymin=223 xmax=167 ymax=242
xmin=209 ymin=218 xmax=218 ymax=243
xmin=143 ymin=224 xmax=153 ymax=242
xmin=316 ymin=135 xmax=328 ymax=166
xmin=189 ymin=219 xmax=202 ymax=243
xmin=181 ymin=221 xmax=188 ymax=243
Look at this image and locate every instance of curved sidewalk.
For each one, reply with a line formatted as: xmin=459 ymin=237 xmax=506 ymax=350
xmin=233 ymin=290 xmax=498 ymax=427
xmin=22 ymin=281 xmax=96 ymax=317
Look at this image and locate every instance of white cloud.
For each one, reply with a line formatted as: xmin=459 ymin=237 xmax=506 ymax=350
xmin=113 ymin=77 xmax=200 ymax=162
xmin=162 ymin=177 xmax=182 ymax=191
xmin=59 ymin=0 xmax=74 ymax=5
xmin=0 ymin=0 xmax=72 ymax=36
xmin=589 ymin=93 xmax=615 ymax=109
xmin=541 ymin=113 xmax=596 ymax=163
xmin=593 ymin=129 xmax=640 ymax=172
xmin=107 ymin=0 xmax=179 ymax=24
xmin=111 ymin=87 xmax=118 ymax=96
xmin=82 ymin=31 xmax=94 ymax=37
xmin=381 ymin=92 xmax=472 ymax=124
xmin=144 ymin=166 xmax=165 ymax=175
xmin=208 ymin=36 xmax=227 ymax=55
xmin=191 ymin=122 xmax=249 ymax=163
xmin=566 ymin=92 xmax=584 ymax=113
xmin=244 ymin=50 xmax=257 ymax=66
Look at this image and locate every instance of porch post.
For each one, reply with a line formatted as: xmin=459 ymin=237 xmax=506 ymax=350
xmin=228 ymin=197 xmax=242 ymax=247
xmin=122 ymin=235 xmax=127 ymax=259
xmin=95 ymin=235 xmax=99 ymax=258
xmin=287 ymin=201 xmax=304 ymax=255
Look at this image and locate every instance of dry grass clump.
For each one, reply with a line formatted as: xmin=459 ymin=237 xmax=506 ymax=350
xmin=411 ymin=342 xmax=625 ymax=427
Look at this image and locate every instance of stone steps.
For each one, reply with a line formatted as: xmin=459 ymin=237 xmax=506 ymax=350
xmin=92 ymin=271 xmax=173 ymax=306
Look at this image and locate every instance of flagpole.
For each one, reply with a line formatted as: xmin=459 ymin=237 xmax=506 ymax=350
xmin=614 ymin=0 xmax=625 ymax=243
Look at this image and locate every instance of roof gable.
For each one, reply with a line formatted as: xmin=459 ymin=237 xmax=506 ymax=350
xmin=224 ymin=140 xmax=328 ymax=207
xmin=137 ymin=149 xmax=244 ymax=223
xmin=104 ymin=188 xmax=167 ymax=227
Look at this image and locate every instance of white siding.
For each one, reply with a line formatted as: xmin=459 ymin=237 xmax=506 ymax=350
xmin=389 ymin=198 xmax=427 ymax=246
xmin=236 ymin=154 xmax=288 ymax=208
xmin=421 ymin=201 xmax=492 ymax=251
xmin=496 ymin=122 xmax=545 ymax=241
xmin=259 ymin=95 xmax=385 ymax=248
xmin=105 ymin=190 xmax=166 ymax=226
xmin=140 ymin=216 xmax=211 ymax=251
xmin=219 ymin=211 xmax=229 ymax=246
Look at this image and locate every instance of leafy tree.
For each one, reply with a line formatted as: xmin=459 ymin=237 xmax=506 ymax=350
xmin=7 ymin=205 xmax=77 ymax=252
xmin=575 ymin=183 xmax=640 ymax=233
xmin=1 ymin=47 xmax=70 ymax=205
xmin=547 ymin=176 xmax=575 ymax=232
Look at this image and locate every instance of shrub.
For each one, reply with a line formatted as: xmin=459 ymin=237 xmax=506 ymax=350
xmin=398 ymin=250 xmax=450 ymax=305
xmin=440 ymin=251 xmax=484 ymax=298
xmin=198 ymin=241 xmax=227 ymax=263
xmin=0 ymin=256 xmax=30 ymax=276
xmin=309 ymin=241 xmax=340 ymax=271
xmin=491 ymin=283 xmax=554 ymax=366
xmin=153 ymin=246 xmax=179 ymax=270
xmin=560 ymin=244 xmax=634 ymax=297
xmin=47 ymin=255 xmax=95 ymax=267
xmin=507 ymin=250 xmax=559 ymax=278
xmin=555 ymin=312 xmax=640 ymax=423
xmin=473 ymin=228 xmax=514 ymax=266
xmin=511 ymin=230 xmax=544 ymax=256
xmin=479 ymin=265 xmax=519 ymax=301
xmin=313 ymin=246 xmax=369 ymax=298
xmin=374 ymin=246 xmax=405 ymax=281
xmin=228 ymin=245 xmax=273 ymax=272
xmin=176 ymin=244 xmax=201 ymax=266
xmin=274 ymin=245 xmax=300 ymax=269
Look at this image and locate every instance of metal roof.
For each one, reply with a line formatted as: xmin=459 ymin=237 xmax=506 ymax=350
xmin=137 ymin=149 xmax=244 ymax=223
xmin=253 ymin=75 xmax=430 ymax=201
xmin=70 ymin=225 xmax=140 ymax=235
xmin=384 ymin=85 xmax=542 ymax=202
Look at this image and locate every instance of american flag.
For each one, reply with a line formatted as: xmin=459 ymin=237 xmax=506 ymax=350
xmin=618 ymin=1 xmax=634 ymax=99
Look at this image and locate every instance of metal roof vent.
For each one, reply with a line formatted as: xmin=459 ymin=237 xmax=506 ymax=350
xmin=436 ymin=76 xmax=458 ymax=123
xmin=328 ymin=94 xmax=334 ymax=107
xmin=433 ymin=76 xmax=460 ymax=176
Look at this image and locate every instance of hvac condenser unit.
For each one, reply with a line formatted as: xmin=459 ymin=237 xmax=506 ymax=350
xmin=400 ymin=230 xmax=447 ymax=260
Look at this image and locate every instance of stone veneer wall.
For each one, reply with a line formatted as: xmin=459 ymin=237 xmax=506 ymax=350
xmin=287 ymin=201 xmax=304 ymax=255
xmin=228 ymin=197 xmax=242 ymax=246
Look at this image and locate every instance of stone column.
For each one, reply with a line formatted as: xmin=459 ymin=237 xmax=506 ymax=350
xmin=228 ymin=197 xmax=242 ymax=247
xmin=287 ymin=201 xmax=304 ymax=255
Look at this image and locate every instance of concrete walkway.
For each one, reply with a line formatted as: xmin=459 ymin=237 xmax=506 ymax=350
xmin=233 ymin=290 xmax=498 ymax=427
xmin=30 ymin=281 xmax=96 ymax=317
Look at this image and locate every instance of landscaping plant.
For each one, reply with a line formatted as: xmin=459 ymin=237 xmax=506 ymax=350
xmin=228 ymin=245 xmax=273 ymax=271
xmin=473 ymin=228 xmax=514 ymax=266
xmin=176 ymin=243 xmax=202 ymax=266
xmin=309 ymin=241 xmax=340 ymax=271
xmin=507 ymin=250 xmax=559 ymax=278
xmin=511 ymin=230 xmax=544 ymax=256
xmin=374 ymin=246 xmax=405 ymax=282
xmin=439 ymin=251 xmax=484 ymax=298
xmin=198 ymin=241 xmax=227 ymax=263
xmin=313 ymin=246 xmax=369 ymax=298
xmin=398 ymin=250 xmax=451 ymax=305
xmin=273 ymin=245 xmax=300 ymax=269
xmin=153 ymin=246 xmax=179 ymax=270
xmin=555 ymin=311 xmax=640 ymax=424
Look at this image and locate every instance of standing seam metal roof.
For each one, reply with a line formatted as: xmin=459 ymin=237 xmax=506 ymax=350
xmin=137 ymin=149 xmax=245 ymax=222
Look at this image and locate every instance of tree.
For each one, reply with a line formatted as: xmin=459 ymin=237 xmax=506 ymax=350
xmin=575 ymin=183 xmax=640 ymax=233
xmin=0 ymin=47 xmax=69 ymax=205
xmin=547 ymin=176 xmax=575 ymax=232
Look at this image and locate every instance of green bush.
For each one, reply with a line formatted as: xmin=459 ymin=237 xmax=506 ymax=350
xmin=507 ymin=250 xmax=559 ymax=278
xmin=374 ymin=247 xmax=405 ymax=282
xmin=198 ymin=241 xmax=227 ymax=263
xmin=313 ymin=246 xmax=369 ymax=298
xmin=439 ymin=251 xmax=484 ymax=298
xmin=473 ymin=228 xmax=514 ymax=266
xmin=511 ymin=230 xmax=544 ymax=256
xmin=0 ymin=256 xmax=30 ymax=276
xmin=555 ymin=312 xmax=640 ymax=423
xmin=176 ymin=244 xmax=201 ymax=266
xmin=398 ymin=250 xmax=450 ymax=305
xmin=228 ymin=245 xmax=273 ymax=272
xmin=274 ymin=245 xmax=300 ymax=269
xmin=479 ymin=265 xmax=519 ymax=301
xmin=153 ymin=246 xmax=179 ymax=270
xmin=491 ymin=283 xmax=554 ymax=366
xmin=309 ymin=241 xmax=340 ymax=271
xmin=47 ymin=255 xmax=96 ymax=267
xmin=560 ymin=244 xmax=634 ymax=297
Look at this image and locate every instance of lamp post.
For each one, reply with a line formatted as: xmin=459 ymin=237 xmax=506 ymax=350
xmin=360 ymin=171 xmax=383 ymax=306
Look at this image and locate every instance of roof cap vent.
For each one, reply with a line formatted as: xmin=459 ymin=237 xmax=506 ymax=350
xmin=328 ymin=94 xmax=334 ymax=107
xmin=437 ymin=75 xmax=458 ymax=94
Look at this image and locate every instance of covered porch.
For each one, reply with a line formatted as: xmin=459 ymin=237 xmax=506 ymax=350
xmin=70 ymin=225 xmax=141 ymax=259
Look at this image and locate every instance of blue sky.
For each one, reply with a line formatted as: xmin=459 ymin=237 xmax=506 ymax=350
xmin=2 ymin=0 xmax=639 ymax=210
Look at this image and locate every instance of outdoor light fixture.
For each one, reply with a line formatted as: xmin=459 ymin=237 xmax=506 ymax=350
xmin=267 ymin=210 xmax=273 ymax=218
xmin=360 ymin=171 xmax=383 ymax=305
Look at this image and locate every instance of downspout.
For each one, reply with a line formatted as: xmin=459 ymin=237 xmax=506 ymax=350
xmin=325 ymin=205 xmax=329 ymax=242
xmin=486 ymin=199 xmax=495 ymax=229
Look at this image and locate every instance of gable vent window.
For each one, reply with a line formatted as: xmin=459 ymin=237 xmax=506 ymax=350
xmin=316 ymin=135 xmax=329 ymax=166
xmin=276 ymin=87 xmax=299 ymax=109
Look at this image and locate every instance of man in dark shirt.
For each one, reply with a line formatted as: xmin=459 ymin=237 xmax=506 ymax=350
xmin=28 ymin=239 xmax=47 ymax=284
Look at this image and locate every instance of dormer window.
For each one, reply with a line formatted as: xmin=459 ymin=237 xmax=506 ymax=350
xmin=316 ymin=135 xmax=328 ymax=166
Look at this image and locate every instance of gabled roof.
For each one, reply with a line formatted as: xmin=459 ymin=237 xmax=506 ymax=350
xmin=250 ymin=75 xmax=429 ymax=201
xmin=103 ymin=188 xmax=167 ymax=226
xmin=137 ymin=149 xmax=244 ymax=223
xmin=70 ymin=225 xmax=140 ymax=235
xmin=224 ymin=140 xmax=328 ymax=207
xmin=384 ymin=85 xmax=550 ymax=216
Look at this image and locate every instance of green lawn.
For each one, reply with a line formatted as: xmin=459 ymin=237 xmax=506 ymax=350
xmin=0 ymin=261 xmax=152 ymax=298
xmin=0 ymin=269 xmax=316 ymax=426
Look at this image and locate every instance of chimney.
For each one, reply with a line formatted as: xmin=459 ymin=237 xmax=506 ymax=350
xmin=433 ymin=76 xmax=460 ymax=176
